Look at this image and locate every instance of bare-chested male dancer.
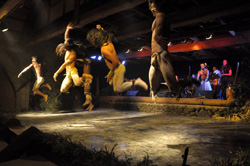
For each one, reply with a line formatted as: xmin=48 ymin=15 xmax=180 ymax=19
xmin=87 ymin=25 xmax=148 ymax=93
xmin=54 ymin=22 xmax=94 ymax=111
xmin=148 ymin=0 xmax=179 ymax=100
xmin=18 ymin=56 xmax=51 ymax=102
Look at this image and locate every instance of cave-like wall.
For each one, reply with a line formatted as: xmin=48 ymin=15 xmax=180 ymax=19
xmin=0 ymin=65 xmax=15 ymax=112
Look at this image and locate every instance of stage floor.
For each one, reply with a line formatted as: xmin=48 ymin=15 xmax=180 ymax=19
xmin=2 ymin=108 xmax=250 ymax=165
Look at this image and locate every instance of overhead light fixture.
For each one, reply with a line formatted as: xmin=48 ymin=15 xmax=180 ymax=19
xmin=2 ymin=28 xmax=8 ymax=32
xmin=206 ymin=34 xmax=213 ymax=40
xmin=138 ymin=48 xmax=143 ymax=51
xmin=0 ymin=21 xmax=8 ymax=32
xmin=97 ymin=56 xmax=102 ymax=61
xmin=168 ymin=42 xmax=172 ymax=46
xmin=90 ymin=55 xmax=96 ymax=59
xmin=125 ymin=49 xmax=131 ymax=53
xmin=181 ymin=39 xmax=187 ymax=43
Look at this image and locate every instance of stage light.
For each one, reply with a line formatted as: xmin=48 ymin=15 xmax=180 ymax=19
xmin=97 ymin=56 xmax=102 ymax=61
xmin=122 ymin=60 xmax=126 ymax=65
xmin=0 ymin=21 xmax=8 ymax=32
xmin=90 ymin=56 xmax=96 ymax=59
xmin=168 ymin=42 xmax=172 ymax=46
xmin=138 ymin=48 xmax=143 ymax=51
xmin=125 ymin=49 xmax=131 ymax=53
xmin=181 ymin=39 xmax=187 ymax=43
xmin=2 ymin=28 xmax=8 ymax=32
xmin=206 ymin=34 xmax=213 ymax=40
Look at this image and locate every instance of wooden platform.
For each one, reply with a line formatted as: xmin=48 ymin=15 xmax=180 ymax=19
xmin=98 ymin=96 xmax=235 ymax=107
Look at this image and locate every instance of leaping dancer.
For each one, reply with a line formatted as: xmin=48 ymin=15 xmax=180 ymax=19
xmin=54 ymin=22 xmax=94 ymax=112
xmin=18 ymin=56 xmax=51 ymax=102
xmin=86 ymin=25 xmax=148 ymax=94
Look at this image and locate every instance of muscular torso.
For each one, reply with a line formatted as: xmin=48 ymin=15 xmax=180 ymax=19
xmin=101 ymin=41 xmax=121 ymax=70
xmin=152 ymin=19 xmax=162 ymax=53
xmin=151 ymin=13 xmax=169 ymax=53
xmin=33 ymin=62 xmax=42 ymax=78
xmin=65 ymin=50 xmax=76 ymax=72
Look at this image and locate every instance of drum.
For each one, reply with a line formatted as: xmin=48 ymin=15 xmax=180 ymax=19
xmin=212 ymin=79 xmax=219 ymax=91
xmin=226 ymin=84 xmax=236 ymax=100
xmin=212 ymin=79 xmax=218 ymax=86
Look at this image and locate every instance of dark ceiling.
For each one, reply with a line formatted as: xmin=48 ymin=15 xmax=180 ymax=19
xmin=1 ymin=0 xmax=250 ymax=63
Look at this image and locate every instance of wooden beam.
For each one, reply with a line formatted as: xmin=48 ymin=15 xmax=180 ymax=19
xmin=73 ymin=0 xmax=80 ymax=24
xmin=118 ymin=32 xmax=250 ymax=59
xmin=28 ymin=0 xmax=250 ymax=45
xmin=130 ymin=8 xmax=152 ymax=19
xmin=0 ymin=0 xmax=21 ymax=19
xmin=168 ymin=32 xmax=250 ymax=53
xmin=77 ymin=0 xmax=146 ymax=27
xmin=171 ymin=3 xmax=250 ymax=29
xmin=116 ymin=2 xmax=250 ymax=42
xmin=29 ymin=0 xmax=147 ymax=45
xmin=117 ymin=20 xmax=152 ymax=40
xmin=170 ymin=20 xmax=250 ymax=41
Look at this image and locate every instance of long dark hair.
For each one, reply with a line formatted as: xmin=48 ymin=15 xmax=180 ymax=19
xmin=148 ymin=0 xmax=170 ymax=14
xmin=86 ymin=27 xmax=117 ymax=48
xmin=55 ymin=38 xmax=78 ymax=57
xmin=86 ymin=28 xmax=110 ymax=48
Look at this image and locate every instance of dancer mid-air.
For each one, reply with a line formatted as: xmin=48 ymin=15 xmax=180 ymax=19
xmin=87 ymin=25 xmax=148 ymax=94
xmin=54 ymin=22 xmax=94 ymax=111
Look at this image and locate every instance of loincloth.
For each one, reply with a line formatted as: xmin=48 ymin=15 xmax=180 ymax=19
xmin=150 ymin=50 xmax=168 ymax=68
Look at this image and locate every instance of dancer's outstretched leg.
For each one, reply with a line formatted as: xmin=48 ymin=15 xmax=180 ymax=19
xmin=82 ymin=74 xmax=94 ymax=112
xmin=134 ymin=78 xmax=148 ymax=90
xmin=34 ymin=90 xmax=48 ymax=102
xmin=41 ymin=83 xmax=52 ymax=90
xmin=149 ymin=65 xmax=162 ymax=101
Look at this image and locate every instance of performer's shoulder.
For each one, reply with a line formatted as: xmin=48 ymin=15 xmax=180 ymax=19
xmin=157 ymin=12 xmax=167 ymax=18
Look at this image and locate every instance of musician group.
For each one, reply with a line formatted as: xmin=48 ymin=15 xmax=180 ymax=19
xmin=196 ymin=59 xmax=232 ymax=99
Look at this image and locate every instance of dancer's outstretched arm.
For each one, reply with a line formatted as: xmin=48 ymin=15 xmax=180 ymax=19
xmin=53 ymin=51 xmax=76 ymax=82
xmin=18 ymin=64 xmax=33 ymax=78
xmin=64 ymin=22 xmax=74 ymax=41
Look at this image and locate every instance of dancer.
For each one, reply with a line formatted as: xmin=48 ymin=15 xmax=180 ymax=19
xmin=54 ymin=22 xmax=94 ymax=111
xmin=77 ymin=57 xmax=94 ymax=111
xmin=18 ymin=56 xmax=51 ymax=102
xmin=86 ymin=25 xmax=148 ymax=94
xmin=197 ymin=63 xmax=212 ymax=95
xmin=148 ymin=0 xmax=180 ymax=100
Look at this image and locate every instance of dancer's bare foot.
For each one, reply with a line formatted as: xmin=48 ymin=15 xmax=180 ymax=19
xmin=135 ymin=78 xmax=148 ymax=90
xmin=84 ymin=102 xmax=94 ymax=112
xmin=150 ymin=91 xmax=157 ymax=102
xmin=83 ymin=100 xmax=90 ymax=107
xmin=83 ymin=100 xmax=94 ymax=112
xmin=83 ymin=94 xmax=94 ymax=112
xmin=44 ymin=95 xmax=48 ymax=102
